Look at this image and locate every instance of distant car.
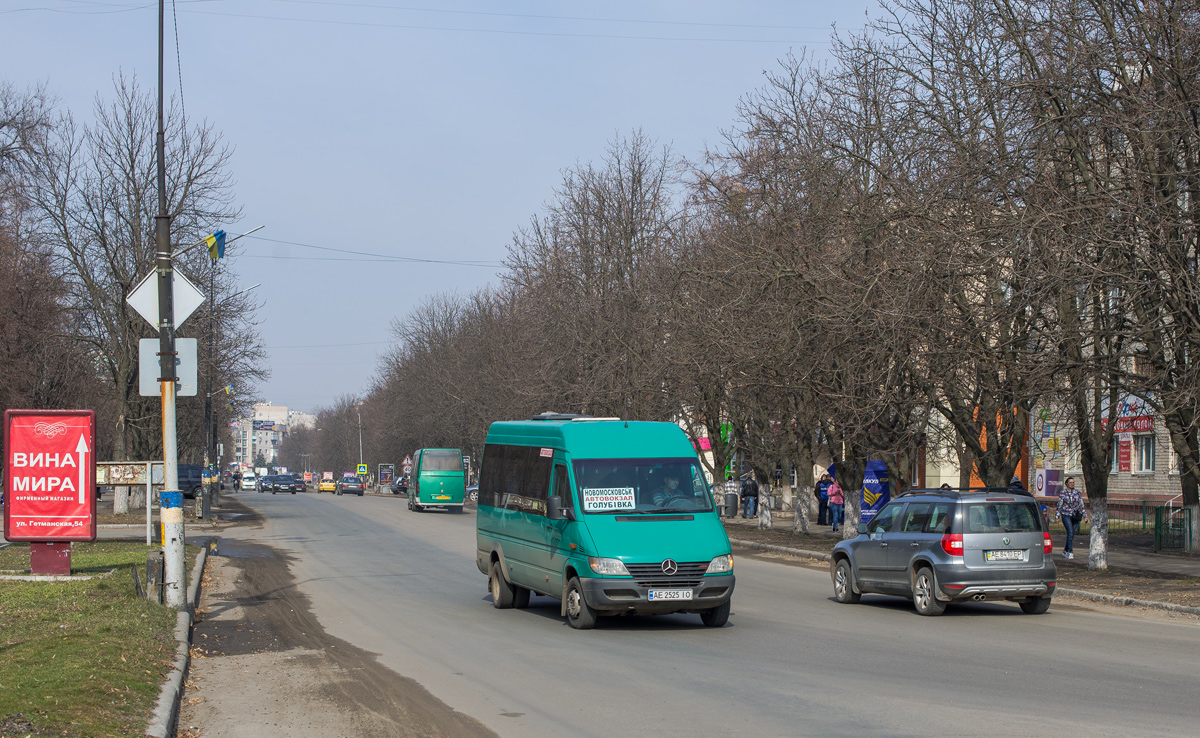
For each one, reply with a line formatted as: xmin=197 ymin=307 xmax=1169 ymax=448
xmin=391 ymin=475 xmax=409 ymax=495
xmin=466 ymin=484 xmax=478 ymax=503
xmin=178 ymin=464 xmax=204 ymax=499
xmin=337 ymin=475 xmax=365 ymax=496
xmin=830 ymin=488 xmax=1056 ymax=616
xmin=240 ymin=473 xmax=257 ymax=491
xmin=272 ymin=475 xmax=303 ymax=494
xmin=318 ymin=476 xmax=337 ymax=493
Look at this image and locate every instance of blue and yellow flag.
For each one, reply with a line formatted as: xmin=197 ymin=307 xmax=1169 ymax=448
xmin=206 ymin=230 xmax=227 ymax=260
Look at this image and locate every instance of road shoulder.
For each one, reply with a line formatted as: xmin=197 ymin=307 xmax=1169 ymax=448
xmin=178 ymin=507 xmax=497 ymax=738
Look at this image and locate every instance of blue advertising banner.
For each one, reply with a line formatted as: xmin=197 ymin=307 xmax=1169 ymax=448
xmin=827 ymin=461 xmax=891 ymax=524
xmin=861 ymin=461 xmax=891 ymax=524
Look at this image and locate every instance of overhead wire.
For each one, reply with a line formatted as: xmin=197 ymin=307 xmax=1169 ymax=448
xmin=244 ymin=235 xmax=503 ymax=267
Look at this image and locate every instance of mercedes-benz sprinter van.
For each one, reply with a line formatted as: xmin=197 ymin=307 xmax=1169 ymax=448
xmin=476 ymin=415 xmax=735 ymax=629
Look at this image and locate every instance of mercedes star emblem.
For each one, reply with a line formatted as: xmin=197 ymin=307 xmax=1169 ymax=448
xmin=661 ymin=559 xmax=678 ymax=575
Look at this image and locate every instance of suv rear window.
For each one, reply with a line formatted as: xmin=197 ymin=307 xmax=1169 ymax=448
xmin=964 ymin=501 xmax=1041 ymax=533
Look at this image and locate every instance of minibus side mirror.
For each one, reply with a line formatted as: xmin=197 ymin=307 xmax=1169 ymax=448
xmin=547 ymin=495 xmax=573 ymax=521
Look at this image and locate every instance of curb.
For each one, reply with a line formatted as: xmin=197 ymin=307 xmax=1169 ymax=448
xmin=730 ymin=538 xmax=831 ymax=562
xmin=145 ymin=546 xmax=207 ymax=738
xmin=728 ymin=537 xmax=1200 ymax=617
xmin=1053 ymin=586 xmax=1200 ymax=617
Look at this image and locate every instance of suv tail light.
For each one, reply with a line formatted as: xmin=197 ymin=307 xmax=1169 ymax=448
xmin=940 ymin=533 xmax=964 ymax=557
xmin=1043 ymin=531 xmax=1053 ymax=554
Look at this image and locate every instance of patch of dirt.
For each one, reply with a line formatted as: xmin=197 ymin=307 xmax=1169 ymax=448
xmin=0 ymin=714 xmax=38 ymax=736
xmin=1055 ymin=568 xmax=1200 ymax=608
xmin=178 ymin=499 xmax=496 ymax=738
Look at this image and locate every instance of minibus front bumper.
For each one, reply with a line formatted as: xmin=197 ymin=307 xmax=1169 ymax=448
xmin=581 ymin=573 xmax=735 ymax=614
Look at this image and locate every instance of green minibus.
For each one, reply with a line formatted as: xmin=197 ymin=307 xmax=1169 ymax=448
xmin=475 ymin=415 xmax=735 ymax=629
xmin=407 ymin=448 xmax=466 ymax=513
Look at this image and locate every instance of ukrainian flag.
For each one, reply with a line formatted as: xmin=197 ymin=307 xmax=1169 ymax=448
xmin=206 ymin=230 xmax=227 ymax=260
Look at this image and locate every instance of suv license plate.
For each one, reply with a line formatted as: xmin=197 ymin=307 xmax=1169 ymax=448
xmin=985 ymin=550 xmax=1025 ymax=561
xmin=648 ymin=589 xmax=692 ymax=601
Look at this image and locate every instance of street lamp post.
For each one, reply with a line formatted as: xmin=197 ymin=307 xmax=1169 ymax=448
xmin=356 ymin=403 xmax=364 ymax=466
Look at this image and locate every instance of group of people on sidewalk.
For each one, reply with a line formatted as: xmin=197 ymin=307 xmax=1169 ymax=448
xmin=813 ymin=472 xmax=844 ymax=532
xmin=738 ymin=470 xmax=846 ymax=532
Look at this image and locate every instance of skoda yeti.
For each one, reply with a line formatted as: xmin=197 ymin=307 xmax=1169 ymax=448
xmin=830 ymin=488 xmax=1056 ymax=615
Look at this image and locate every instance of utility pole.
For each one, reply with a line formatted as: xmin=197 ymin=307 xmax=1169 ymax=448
xmin=356 ymin=403 xmax=364 ymax=466
xmin=201 ymin=255 xmax=216 ymax=520
xmin=155 ymin=0 xmax=185 ymax=609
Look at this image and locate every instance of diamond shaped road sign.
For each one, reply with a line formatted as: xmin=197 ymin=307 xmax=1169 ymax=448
xmin=125 ymin=269 xmax=206 ymax=329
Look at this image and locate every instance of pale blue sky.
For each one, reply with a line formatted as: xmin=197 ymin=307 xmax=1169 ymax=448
xmin=3 ymin=0 xmax=873 ymax=412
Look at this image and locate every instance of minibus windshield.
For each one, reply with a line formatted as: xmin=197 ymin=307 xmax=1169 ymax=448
xmin=571 ymin=458 xmax=714 ymax=514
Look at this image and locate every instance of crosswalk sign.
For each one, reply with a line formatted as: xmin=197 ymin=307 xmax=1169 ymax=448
xmin=357 ymin=463 xmax=368 ymax=476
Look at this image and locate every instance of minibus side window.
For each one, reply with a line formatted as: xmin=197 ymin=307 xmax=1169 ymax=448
xmin=501 ymin=445 xmax=527 ymax=505
xmin=554 ymin=464 xmax=572 ymax=512
xmin=479 ymin=444 xmax=502 ymax=507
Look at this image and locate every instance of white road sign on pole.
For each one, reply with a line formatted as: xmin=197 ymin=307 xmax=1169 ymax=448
xmin=139 ymin=338 xmax=198 ymax=396
xmin=126 ymin=268 xmax=206 ymax=329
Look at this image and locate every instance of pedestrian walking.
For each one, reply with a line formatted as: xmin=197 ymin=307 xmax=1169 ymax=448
xmin=828 ymin=479 xmax=845 ymax=533
xmin=1055 ymin=476 xmax=1087 ymax=559
xmin=740 ymin=472 xmax=759 ymax=519
xmin=814 ymin=472 xmax=832 ymax=526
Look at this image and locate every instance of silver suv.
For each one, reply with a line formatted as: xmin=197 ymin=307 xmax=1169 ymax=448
xmin=830 ymin=488 xmax=1056 ymax=615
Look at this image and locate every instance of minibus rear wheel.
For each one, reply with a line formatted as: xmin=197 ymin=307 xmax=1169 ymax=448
xmin=490 ymin=561 xmax=515 ymax=609
xmin=565 ymin=577 xmax=597 ymax=630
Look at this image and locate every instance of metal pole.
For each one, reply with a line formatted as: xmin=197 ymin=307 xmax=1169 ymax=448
xmin=200 ymin=254 xmax=215 ymax=519
xmin=357 ymin=404 xmax=364 ymax=466
xmin=145 ymin=461 xmax=152 ymax=546
xmin=156 ymin=0 xmax=185 ymax=609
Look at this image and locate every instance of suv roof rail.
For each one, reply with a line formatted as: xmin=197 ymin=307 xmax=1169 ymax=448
xmin=898 ymin=486 xmax=1035 ymax=499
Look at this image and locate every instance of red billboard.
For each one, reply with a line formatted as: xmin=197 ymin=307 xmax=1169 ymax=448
xmin=4 ymin=409 xmax=97 ymax=542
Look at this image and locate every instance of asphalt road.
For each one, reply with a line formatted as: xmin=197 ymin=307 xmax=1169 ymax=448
xmin=221 ymin=491 xmax=1200 ymax=738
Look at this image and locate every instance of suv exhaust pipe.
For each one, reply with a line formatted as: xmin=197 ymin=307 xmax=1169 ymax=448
xmin=972 ymin=594 xmax=987 ymax=601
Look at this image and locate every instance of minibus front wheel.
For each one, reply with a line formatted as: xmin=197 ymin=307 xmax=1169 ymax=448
xmin=565 ymin=577 xmax=597 ymax=630
xmin=491 ymin=561 xmax=515 ymax=609
xmin=700 ymin=600 xmax=731 ymax=627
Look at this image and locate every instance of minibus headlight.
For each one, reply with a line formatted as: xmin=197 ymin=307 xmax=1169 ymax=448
xmin=706 ymin=555 xmax=734 ymax=574
xmin=588 ymin=557 xmax=630 ymax=576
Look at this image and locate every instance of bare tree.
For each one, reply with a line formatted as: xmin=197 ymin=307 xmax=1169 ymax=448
xmin=22 ymin=74 xmax=262 ymax=469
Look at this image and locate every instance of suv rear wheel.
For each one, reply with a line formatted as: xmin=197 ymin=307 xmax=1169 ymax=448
xmin=1019 ymin=596 xmax=1052 ymax=614
xmin=833 ymin=559 xmax=861 ymax=604
xmin=912 ymin=567 xmax=946 ymax=616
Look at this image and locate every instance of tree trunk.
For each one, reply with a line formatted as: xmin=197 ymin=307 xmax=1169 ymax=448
xmin=1087 ymin=497 xmax=1108 ymax=571
xmin=1182 ymin=470 xmax=1200 ymax=555
xmin=843 ymin=485 xmax=862 ymax=540
xmin=113 ymin=407 xmax=130 ymax=514
xmin=792 ymin=489 xmax=811 ymax=534
xmin=114 ymin=485 xmax=130 ymax=515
